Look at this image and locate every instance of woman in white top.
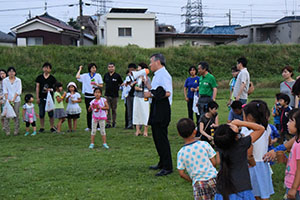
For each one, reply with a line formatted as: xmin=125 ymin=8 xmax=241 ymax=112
xmin=76 ymin=63 xmax=103 ymax=131
xmin=3 ymin=67 xmax=22 ymax=136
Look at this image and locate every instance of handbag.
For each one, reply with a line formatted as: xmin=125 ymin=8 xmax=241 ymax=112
xmin=45 ymin=91 xmax=55 ymax=112
xmin=192 ymin=92 xmax=199 ymax=115
xmin=1 ymin=100 xmax=16 ymax=118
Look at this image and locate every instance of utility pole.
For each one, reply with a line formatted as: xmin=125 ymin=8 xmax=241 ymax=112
xmin=226 ymin=9 xmax=231 ymax=26
xmin=79 ymin=0 xmax=84 ymax=46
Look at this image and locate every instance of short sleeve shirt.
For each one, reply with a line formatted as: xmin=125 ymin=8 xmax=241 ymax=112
xmin=217 ymin=136 xmax=252 ymax=193
xmin=228 ymin=109 xmax=243 ymax=121
xmin=200 ymin=114 xmax=217 ymax=142
xmin=54 ymin=92 xmax=64 ymax=109
xmin=233 ymin=68 xmax=250 ymax=99
xmin=77 ymin=73 xmax=103 ymax=94
xmin=90 ymin=98 xmax=107 ymax=120
xmin=184 ymin=76 xmax=200 ymax=99
xmin=285 ymin=140 xmax=300 ymax=191
xmin=177 ymin=141 xmax=217 ymax=185
xmin=103 ymin=72 xmax=123 ymax=97
xmin=35 ymin=74 xmax=56 ymax=99
xmin=198 ymin=73 xmax=217 ymax=97
xmin=280 ymin=81 xmax=295 ymax=107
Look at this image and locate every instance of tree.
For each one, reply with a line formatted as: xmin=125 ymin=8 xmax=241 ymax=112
xmin=68 ymin=18 xmax=80 ymax=30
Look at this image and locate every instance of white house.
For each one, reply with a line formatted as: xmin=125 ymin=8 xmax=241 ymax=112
xmin=99 ymin=8 xmax=155 ymax=48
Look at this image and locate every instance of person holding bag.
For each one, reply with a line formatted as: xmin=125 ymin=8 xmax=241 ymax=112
xmin=3 ymin=67 xmax=22 ymax=136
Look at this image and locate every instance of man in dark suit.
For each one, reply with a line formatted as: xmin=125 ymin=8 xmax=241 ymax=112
xmin=144 ymin=53 xmax=173 ymax=176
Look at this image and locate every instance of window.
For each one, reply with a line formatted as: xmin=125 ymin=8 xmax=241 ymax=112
xmin=101 ymin=29 xmax=104 ymax=39
xmin=118 ymin=28 xmax=132 ymax=37
xmin=27 ymin=37 xmax=43 ymax=46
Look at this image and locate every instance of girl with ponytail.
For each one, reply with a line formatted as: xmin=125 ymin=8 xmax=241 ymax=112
xmin=214 ymin=119 xmax=265 ymax=200
xmin=241 ymin=100 xmax=274 ymax=200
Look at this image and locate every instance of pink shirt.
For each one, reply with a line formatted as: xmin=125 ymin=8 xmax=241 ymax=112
xmin=285 ymin=140 xmax=300 ymax=190
xmin=90 ymin=98 xmax=107 ymax=120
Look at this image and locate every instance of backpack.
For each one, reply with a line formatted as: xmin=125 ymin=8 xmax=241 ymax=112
xmin=248 ymin=81 xmax=254 ymax=95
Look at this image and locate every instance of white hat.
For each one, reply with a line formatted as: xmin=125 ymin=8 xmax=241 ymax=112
xmin=67 ymin=82 xmax=77 ymax=89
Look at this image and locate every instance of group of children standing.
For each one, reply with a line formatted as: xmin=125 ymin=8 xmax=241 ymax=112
xmin=176 ymin=98 xmax=300 ymax=200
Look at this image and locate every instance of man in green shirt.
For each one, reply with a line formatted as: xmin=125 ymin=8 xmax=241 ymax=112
xmin=197 ymin=62 xmax=218 ymax=117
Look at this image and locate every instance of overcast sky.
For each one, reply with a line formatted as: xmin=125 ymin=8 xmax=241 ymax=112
xmin=1 ymin=0 xmax=300 ymax=33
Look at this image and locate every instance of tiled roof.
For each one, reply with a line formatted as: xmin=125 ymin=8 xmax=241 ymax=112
xmin=276 ymin=16 xmax=300 ymax=23
xmin=0 ymin=31 xmax=15 ymax=43
xmin=185 ymin=25 xmax=240 ymax=35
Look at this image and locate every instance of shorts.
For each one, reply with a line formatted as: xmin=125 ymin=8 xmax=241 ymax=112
xmin=25 ymin=121 xmax=36 ymax=127
xmin=286 ymin=188 xmax=300 ymax=200
xmin=67 ymin=114 xmax=80 ymax=119
xmin=215 ymin=190 xmax=255 ymax=200
xmin=193 ymin=178 xmax=217 ymax=200
xmin=39 ymin=98 xmax=54 ymax=118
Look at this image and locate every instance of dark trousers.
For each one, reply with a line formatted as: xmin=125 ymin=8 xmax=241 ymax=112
xmin=126 ymin=96 xmax=134 ymax=127
xmin=187 ymin=98 xmax=200 ymax=124
xmin=151 ymin=123 xmax=173 ymax=170
xmin=106 ymin=96 xmax=118 ymax=125
xmin=197 ymin=96 xmax=212 ymax=117
xmin=125 ymin=102 xmax=128 ymax=128
xmin=85 ymin=97 xmax=94 ymax=129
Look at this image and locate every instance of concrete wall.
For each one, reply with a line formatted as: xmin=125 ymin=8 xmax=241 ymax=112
xmin=0 ymin=42 xmax=15 ymax=47
xmin=156 ymin=37 xmax=236 ymax=47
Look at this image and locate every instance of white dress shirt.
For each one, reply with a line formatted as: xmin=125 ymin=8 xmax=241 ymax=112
xmin=151 ymin=67 xmax=173 ymax=105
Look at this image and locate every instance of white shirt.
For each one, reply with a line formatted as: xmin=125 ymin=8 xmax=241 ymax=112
xmin=233 ymin=68 xmax=250 ymax=99
xmin=151 ymin=67 xmax=173 ymax=105
xmin=3 ymin=77 xmax=22 ymax=102
xmin=77 ymin=73 xmax=103 ymax=95
xmin=241 ymin=125 xmax=271 ymax=162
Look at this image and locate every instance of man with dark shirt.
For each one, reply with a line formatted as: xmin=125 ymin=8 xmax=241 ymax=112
xmin=35 ymin=62 xmax=57 ymax=133
xmin=103 ymin=63 xmax=123 ymax=128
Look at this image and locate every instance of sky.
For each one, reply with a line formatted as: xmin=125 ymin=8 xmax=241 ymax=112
xmin=0 ymin=0 xmax=300 ymax=33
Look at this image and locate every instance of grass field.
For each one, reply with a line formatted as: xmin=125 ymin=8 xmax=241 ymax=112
xmin=0 ymin=88 xmax=288 ymax=199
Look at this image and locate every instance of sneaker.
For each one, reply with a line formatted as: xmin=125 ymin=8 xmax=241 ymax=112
xmin=103 ymin=143 xmax=109 ymax=149
xmin=97 ymin=128 xmax=101 ymax=131
xmin=89 ymin=143 xmax=94 ymax=149
xmin=39 ymin=128 xmax=45 ymax=133
xmin=25 ymin=132 xmax=30 ymax=136
xmin=67 ymin=130 xmax=72 ymax=133
xmin=105 ymin=124 xmax=111 ymax=129
xmin=50 ymin=128 xmax=56 ymax=133
xmin=112 ymin=123 xmax=116 ymax=128
xmin=31 ymin=132 xmax=37 ymax=136
xmin=85 ymin=128 xmax=90 ymax=132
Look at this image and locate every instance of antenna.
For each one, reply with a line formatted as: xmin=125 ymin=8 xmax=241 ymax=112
xmin=92 ymin=0 xmax=109 ymax=15
xmin=44 ymin=0 xmax=47 ymax=12
xmin=182 ymin=0 xmax=204 ymax=31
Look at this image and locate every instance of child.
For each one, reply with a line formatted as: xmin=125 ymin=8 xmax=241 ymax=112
xmin=65 ymin=82 xmax=81 ymax=132
xmin=176 ymin=118 xmax=217 ymax=200
xmin=278 ymin=93 xmax=293 ymax=143
xmin=227 ymin=66 xmax=239 ymax=107
xmin=264 ymin=109 xmax=300 ymax=200
xmin=88 ymin=87 xmax=109 ymax=149
xmin=227 ymin=100 xmax=243 ymax=123
xmin=22 ymin=94 xmax=37 ymax=136
xmin=272 ymin=93 xmax=281 ymax=131
xmin=213 ymin=119 xmax=265 ymax=200
xmin=242 ymin=100 xmax=274 ymax=199
xmin=53 ymin=82 xmax=67 ymax=133
xmin=199 ymin=101 xmax=219 ymax=143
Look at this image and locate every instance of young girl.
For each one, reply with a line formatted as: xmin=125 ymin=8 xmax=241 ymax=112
xmin=199 ymin=101 xmax=219 ymax=143
xmin=214 ymin=118 xmax=265 ymax=200
xmin=65 ymin=82 xmax=81 ymax=132
xmin=22 ymin=94 xmax=37 ymax=136
xmin=264 ymin=109 xmax=300 ymax=200
xmin=242 ymin=100 xmax=274 ymax=200
xmin=53 ymin=82 xmax=67 ymax=133
xmin=88 ymin=87 xmax=109 ymax=149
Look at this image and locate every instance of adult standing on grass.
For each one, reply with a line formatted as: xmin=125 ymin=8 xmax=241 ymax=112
xmin=36 ymin=62 xmax=56 ymax=133
xmin=144 ymin=53 xmax=173 ymax=176
xmin=280 ymin=65 xmax=296 ymax=108
xmin=103 ymin=63 xmax=123 ymax=128
xmin=76 ymin=63 xmax=103 ymax=131
xmin=3 ymin=67 xmax=22 ymax=136
xmin=184 ymin=66 xmax=200 ymax=123
xmin=197 ymin=62 xmax=217 ymax=117
xmin=0 ymin=69 xmax=7 ymax=128
xmin=233 ymin=57 xmax=250 ymax=105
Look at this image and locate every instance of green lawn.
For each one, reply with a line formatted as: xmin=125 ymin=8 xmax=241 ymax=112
xmin=0 ymin=89 xmax=287 ymax=199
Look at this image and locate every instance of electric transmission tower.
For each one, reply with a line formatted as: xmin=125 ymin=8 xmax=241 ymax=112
xmin=182 ymin=0 xmax=204 ymax=31
xmin=92 ymin=0 xmax=107 ymax=15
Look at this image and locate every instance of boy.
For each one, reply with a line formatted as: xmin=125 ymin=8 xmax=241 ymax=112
xmin=227 ymin=66 xmax=239 ymax=106
xmin=272 ymin=93 xmax=281 ymax=131
xmin=199 ymin=101 xmax=219 ymax=142
xmin=177 ymin=118 xmax=217 ymax=200
xmin=227 ymin=100 xmax=243 ymax=123
xmin=278 ymin=93 xmax=292 ymax=143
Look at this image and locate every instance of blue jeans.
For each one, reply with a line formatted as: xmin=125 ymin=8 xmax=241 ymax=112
xmin=286 ymin=188 xmax=300 ymax=200
xmin=239 ymin=99 xmax=247 ymax=105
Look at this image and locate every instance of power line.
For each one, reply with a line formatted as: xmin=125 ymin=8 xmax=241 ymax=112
xmin=0 ymin=4 xmax=77 ymax=12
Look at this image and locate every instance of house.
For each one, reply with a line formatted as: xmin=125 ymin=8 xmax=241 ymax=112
xmin=0 ymin=31 xmax=16 ymax=46
xmin=156 ymin=25 xmax=246 ymax=47
xmin=235 ymin=16 xmax=300 ymax=44
xmin=11 ymin=12 xmax=80 ymax=46
xmin=99 ymin=8 xmax=155 ymax=48
xmin=76 ymin=15 xmax=98 ymax=45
